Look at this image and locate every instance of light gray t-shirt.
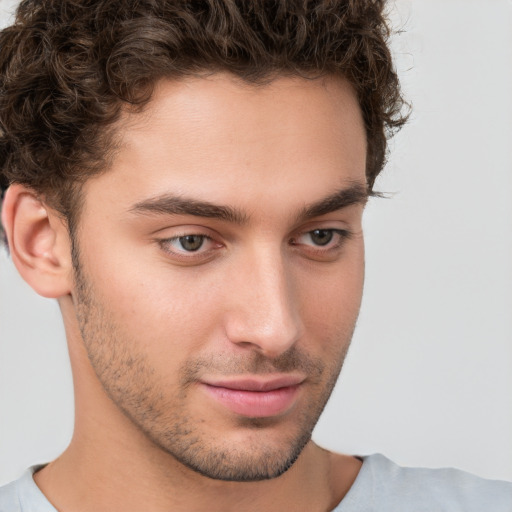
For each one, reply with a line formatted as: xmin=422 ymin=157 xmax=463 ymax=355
xmin=1 ymin=454 xmax=511 ymax=511
xmin=331 ymin=454 xmax=512 ymax=511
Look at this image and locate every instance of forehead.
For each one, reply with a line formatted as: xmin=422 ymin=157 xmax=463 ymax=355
xmin=83 ymin=73 xmax=367 ymax=216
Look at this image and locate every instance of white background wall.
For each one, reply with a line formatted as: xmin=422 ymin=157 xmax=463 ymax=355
xmin=1 ymin=0 xmax=511 ymax=485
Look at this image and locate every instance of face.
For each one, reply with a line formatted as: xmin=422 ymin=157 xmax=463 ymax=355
xmin=71 ymin=74 xmax=367 ymax=481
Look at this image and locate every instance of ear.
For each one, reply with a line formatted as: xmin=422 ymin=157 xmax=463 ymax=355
xmin=2 ymin=184 xmax=73 ymax=298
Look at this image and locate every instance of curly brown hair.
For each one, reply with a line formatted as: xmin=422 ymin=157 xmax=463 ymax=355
xmin=0 ymin=0 xmax=407 ymax=240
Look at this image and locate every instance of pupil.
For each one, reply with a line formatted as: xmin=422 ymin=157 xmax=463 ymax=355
xmin=311 ymin=229 xmax=333 ymax=246
xmin=179 ymin=235 xmax=204 ymax=251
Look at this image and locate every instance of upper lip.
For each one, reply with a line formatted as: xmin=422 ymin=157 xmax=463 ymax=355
xmin=202 ymin=375 xmax=305 ymax=392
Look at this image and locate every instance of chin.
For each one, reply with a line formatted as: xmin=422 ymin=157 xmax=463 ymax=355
xmin=152 ymin=416 xmax=314 ymax=482
xmin=171 ymin=438 xmax=309 ymax=482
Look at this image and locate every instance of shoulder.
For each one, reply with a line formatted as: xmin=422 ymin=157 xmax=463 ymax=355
xmin=0 ymin=466 xmax=56 ymax=512
xmin=334 ymin=454 xmax=512 ymax=512
xmin=0 ymin=478 xmax=20 ymax=512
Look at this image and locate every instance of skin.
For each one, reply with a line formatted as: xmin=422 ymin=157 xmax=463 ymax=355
xmin=3 ymin=73 xmax=367 ymax=511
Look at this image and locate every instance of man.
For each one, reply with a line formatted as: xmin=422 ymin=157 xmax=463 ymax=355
xmin=0 ymin=1 xmax=510 ymax=511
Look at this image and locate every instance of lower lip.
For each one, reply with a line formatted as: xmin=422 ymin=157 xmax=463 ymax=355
xmin=202 ymin=384 xmax=300 ymax=418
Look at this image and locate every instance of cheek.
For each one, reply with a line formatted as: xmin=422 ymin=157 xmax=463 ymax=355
xmin=298 ymin=246 xmax=364 ymax=343
xmin=79 ymin=235 xmax=225 ymax=360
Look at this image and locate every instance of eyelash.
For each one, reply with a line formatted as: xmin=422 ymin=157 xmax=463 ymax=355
xmin=158 ymin=228 xmax=352 ymax=262
xmin=290 ymin=229 xmax=352 ymax=255
xmin=158 ymin=233 xmax=220 ymax=262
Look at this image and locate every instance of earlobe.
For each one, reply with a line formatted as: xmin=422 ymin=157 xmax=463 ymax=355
xmin=2 ymin=184 xmax=73 ymax=298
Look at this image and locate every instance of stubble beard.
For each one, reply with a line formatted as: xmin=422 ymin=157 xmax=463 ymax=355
xmin=71 ymin=248 xmax=353 ymax=482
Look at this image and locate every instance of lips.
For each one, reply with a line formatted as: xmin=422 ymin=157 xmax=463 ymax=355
xmin=201 ymin=375 xmax=304 ymax=418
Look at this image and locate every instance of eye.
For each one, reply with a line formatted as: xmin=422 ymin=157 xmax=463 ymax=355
xmin=293 ymin=229 xmax=349 ymax=248
xmin=173 ymin=234 xmax=206 ymax=252
xmin=290 ymin=228 xmax=352 ymax=260
xmin=306 ymin=229 xmax=335 ymax=246
xmin=158 ymin=233 xmax=222 ymax=260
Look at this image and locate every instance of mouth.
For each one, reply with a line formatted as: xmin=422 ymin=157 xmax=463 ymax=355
xmin=200 ymin=375 xmax=305 ymax=418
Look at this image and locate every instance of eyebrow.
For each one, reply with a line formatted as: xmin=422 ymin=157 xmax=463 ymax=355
xmin=130 ymin=194 xmax=248 ymax=224
xmin=129 ymin=182 xmax=369 ymax=224
xmin=297 ymin=182 xmax=369 ymax=221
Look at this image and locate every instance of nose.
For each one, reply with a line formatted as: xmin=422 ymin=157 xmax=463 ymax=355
xmin=223 ymin=247 xmax=303 ymax=358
